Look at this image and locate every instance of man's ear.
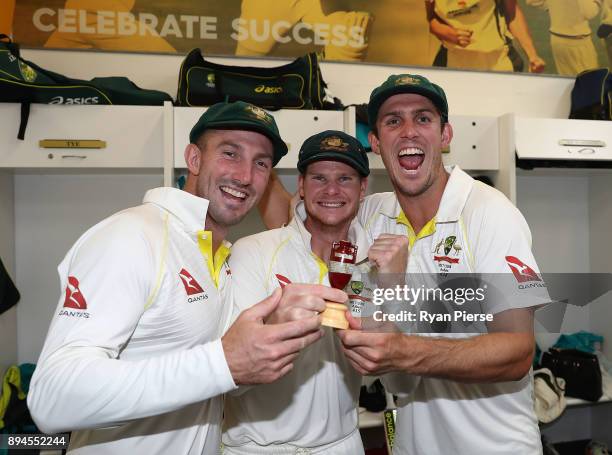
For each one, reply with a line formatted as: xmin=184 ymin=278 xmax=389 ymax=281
xmin=441 ymin=122 xmax=453 ymax=149
xmin=298 ymin=174 xmax=305 ymax=200
xmin=368 ymin=131 xmax=381 ymax=155
xmin=360 ymin=177 xmax=368 ymax=201
xmin=184 ymin=143 xmax=201 ymax=176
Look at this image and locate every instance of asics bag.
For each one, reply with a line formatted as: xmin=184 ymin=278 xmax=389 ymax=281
xmin=176 ymin=48 xmax=328 ymax=110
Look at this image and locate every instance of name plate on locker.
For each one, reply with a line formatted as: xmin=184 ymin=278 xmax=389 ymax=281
xmin=39 ymin=140 xmax=106 ymax=149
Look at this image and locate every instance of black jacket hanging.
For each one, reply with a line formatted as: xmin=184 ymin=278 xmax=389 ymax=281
xmin=0 ymin=258 xmax=20 ymax=315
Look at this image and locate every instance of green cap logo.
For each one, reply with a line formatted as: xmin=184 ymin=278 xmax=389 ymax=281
xmin=395 ymin=75 xmax=420 ymax=86
xmin=320 ymin=136 xmax=350 ymax=151
xmin=245 ymin=104 xmax=273 ymax=124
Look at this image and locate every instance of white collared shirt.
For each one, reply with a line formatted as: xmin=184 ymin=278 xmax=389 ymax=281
xmin=28 ymin=187 xmax=236 ymax=455
xmin=358 ymin=167 xmax=546 ymax=455
xmin=222 ymin=202 xmax=366 ymax=451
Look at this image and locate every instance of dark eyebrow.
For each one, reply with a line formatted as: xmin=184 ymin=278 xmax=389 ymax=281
xmin=217 ymin=140 xmax=241 ymax=150
xmin=254 ymin=151 xmax=273 ymax=162
xmin=381 ymin=108 xmax=436 ymax=119
xmin=381 ymin=110 xmax=402 ymax=119
xmin=217 ymin=141 xmax=273 ymax=161
xmin=415 ymin=108 xmax=436 ymax=115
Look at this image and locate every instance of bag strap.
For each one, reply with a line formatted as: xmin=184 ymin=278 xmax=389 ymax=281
xmin=0 ymin=34 xmax=19 ymax=57
xmin=18 ymin=103 xmax=30 ymax=141
xmin=534 ymin=370 xmax=565 ymax=397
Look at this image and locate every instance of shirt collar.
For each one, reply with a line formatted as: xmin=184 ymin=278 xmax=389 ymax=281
xmin=378 ymin=165 xmax=474 ymax=224
xmin=436 ymin=166 xmax=474 ymax=222
xmin=290 ymin=201 xmax=369 ymax=262
xmin=143 ymin=187 xmax=210 ymax=232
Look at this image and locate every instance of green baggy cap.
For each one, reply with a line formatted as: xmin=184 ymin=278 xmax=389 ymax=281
xmin=297 ymin=130 xmax=369 ymax=176
xmin=368 ymin=74 xmax=449 ymax=129
xmin=189 ymin=101 xmax=288 ymax=166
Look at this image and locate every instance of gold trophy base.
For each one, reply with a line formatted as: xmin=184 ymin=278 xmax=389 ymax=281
xmin=321 ymin=302 xmax=349 ymax=329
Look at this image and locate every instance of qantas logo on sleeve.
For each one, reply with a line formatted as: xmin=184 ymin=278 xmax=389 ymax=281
xmin=275 ymin=274 xmax=291 ymax=288
xmin=59 ymin=276 xmax=91 ymax=318
xmin=505 ymin=256 xmax=541 ymax=283
xmin=63 ymin=276 xmax=87 ymax=309
xmin=179 ymin=268 xmax=205 ymax=295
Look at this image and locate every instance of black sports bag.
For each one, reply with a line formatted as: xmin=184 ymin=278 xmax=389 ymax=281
xmin=176 ymin=48 xmax=328 ymax=110
xmin=0 ymin=36 xmax=172 ymax=138
xmin=569 ymin=68 xmax=611 ymax=121
xmin=0 ymin=37 xmax=171 ymax=107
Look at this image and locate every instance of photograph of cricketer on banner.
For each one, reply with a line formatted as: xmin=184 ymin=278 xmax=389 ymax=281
xmin=7 ymin=0 xmax=612 ymax=76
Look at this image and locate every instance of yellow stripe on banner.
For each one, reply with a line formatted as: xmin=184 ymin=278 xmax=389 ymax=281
xmin=197 ymin=230 xmax=230 ymax=288
xmin=144 ymin=213 xmax=169 ymax=310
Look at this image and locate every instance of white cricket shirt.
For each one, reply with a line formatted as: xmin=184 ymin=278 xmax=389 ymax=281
xmin=28 ymin=187 xmax=236 ymax=455
xmin=359 ymin=166 xmax=548 ymax=454
xmin=223 ymin=202 xmax=367 ymax=452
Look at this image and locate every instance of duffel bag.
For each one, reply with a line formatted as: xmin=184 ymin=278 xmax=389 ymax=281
xmin=176 ymin=48 xmax=329 ymax=110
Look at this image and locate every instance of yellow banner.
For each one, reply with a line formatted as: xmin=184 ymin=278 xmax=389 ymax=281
xmin=5 ymin=0 xmax=612 ymax=76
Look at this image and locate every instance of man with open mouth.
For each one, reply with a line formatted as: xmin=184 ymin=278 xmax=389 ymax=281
xmin=337 ymin=74 xmax=550 ymax=454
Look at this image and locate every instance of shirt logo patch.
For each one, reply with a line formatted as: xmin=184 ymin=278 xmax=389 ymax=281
xmin=506 ymin=256 xmax=541 ymax=283
xmin=59 ymin=276 xmax=91 ymax=318
xmin=433 ymin=235 xmax=462 ymax=264
xmin=179 ymin=268 xmax=205 ymax=295
xmin=63 ymin=276 xmax=87 ymax=309
xmin=275 ymin=274 xmax=292 ymax=288
xmin=350 ymin=281 xmax=364 ymax=294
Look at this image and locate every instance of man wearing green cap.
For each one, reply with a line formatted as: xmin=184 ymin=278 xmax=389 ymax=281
xmin=336 ymin=74 xmax=549 ymax=453
xmin=28 ymin=101 xmax=345 ymax=454
xmin=222 ymin=130 xmax=371 ymax=454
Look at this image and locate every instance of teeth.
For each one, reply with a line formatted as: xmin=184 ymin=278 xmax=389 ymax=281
xmin=319 ymin=202 xmax=344 ymax=207
xmin=399 ymin=148 xmax=424 ymax=157
xmin=221 ymin=186 xmax=247 ymax=199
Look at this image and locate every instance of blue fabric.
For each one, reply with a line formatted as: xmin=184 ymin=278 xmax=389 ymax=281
xmin=356 ymin=122 xmax=371 ymax=151
xmin=553 ymin=331 xmax=604 ymax=353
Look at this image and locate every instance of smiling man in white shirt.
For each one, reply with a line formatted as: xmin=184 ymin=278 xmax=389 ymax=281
xmin=337 ymin=74 xmax=550 ymax=454
xmin=223 ymin=130 xmax=371 ymax=454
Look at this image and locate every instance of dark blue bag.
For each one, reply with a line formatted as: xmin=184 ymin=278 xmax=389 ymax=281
xmin=570 ymin=68 xmax=611 ymax=121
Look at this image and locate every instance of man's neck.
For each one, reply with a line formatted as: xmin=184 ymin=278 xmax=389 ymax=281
xmin=205 ymin=215 xmax=227 ymax=253
xmin=304 ymin=217 xmax=351 ymax=263
xmin=183 ymin=182 xmax=227 ymax=252
xmin=397 ymin=170 xmax=449 ymax=234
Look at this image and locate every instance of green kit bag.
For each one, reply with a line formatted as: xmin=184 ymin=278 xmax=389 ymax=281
xmin=176 ymin=48 xmax=328 ymax=110
xmin=0 ymin=36 xmax=172 ymax=138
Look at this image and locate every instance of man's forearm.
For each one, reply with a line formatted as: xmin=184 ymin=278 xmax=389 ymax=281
xmin=257 ymin=170 xmax=292 ymax=229
xmin=28 ymin=341 xmax=235 ymax=434
xmin=395 ymin=332 xmax=535 ymax=382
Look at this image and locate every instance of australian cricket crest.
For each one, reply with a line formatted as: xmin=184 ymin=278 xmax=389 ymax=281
xmin=433 ymin=235 xmax=462 ymax=275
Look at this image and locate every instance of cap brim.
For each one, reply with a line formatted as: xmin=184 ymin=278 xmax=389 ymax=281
xmin=197 ymin=119 xmax=288 ymax=166
xmin=368 ymin=86 xmax=447 ymax=129
xmin=298 ymin=152 xmax=369 ymax=176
